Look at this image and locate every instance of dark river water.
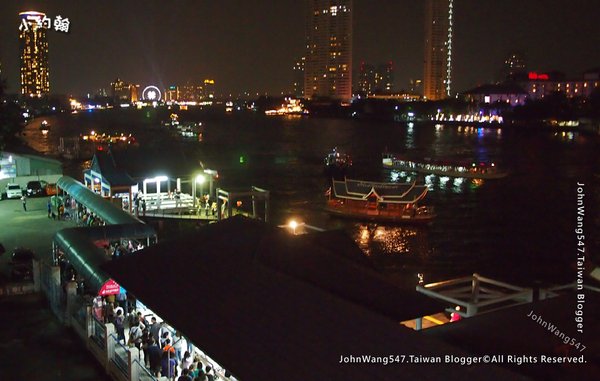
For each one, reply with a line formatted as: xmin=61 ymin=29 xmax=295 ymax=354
xmin=23 ymin=108 xmax=600 ymax=289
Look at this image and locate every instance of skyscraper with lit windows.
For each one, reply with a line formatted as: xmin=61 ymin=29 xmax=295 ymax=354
xmin=19 ymin=11 xmax=50 ymax=97
xmin=305 ymin=0 xmax=353 ymax=101
xmin=423 ymin=0 xmax=453 ymax=100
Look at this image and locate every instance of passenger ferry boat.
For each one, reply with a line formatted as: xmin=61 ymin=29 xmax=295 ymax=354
xmin=324 ymin=178 xmax=435 ymax=224
xmin=382 ymin=153 xmax=508 ymax=179
xmin=324 ymin=148 xmax=352 ymax=170
xmin=163 ymin=113 xmax=203 ymax=140
xmin=324 ymin=148 xmax=352 ymax=178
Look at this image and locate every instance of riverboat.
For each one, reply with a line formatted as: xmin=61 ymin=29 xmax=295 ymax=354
xmin=324 ymin=178 xmax=435 ymax=224
xmin=163 ymin=113 xmax=203 ymax=140
xmin=324 ymin=148 xmax=352 ymax=170
xmin=382 ymin=153 xmax=508 ymax=179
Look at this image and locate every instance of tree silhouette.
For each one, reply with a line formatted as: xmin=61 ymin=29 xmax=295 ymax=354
xmin=0 ymin=79 xmax=24 ymax=150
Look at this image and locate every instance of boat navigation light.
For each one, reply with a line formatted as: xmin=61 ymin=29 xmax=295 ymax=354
xmin=195 ymin=174 xmax=206 ymax=184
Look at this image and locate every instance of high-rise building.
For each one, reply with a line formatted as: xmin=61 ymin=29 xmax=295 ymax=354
xmin=19 ymin=11 xmax=50 ymax=97
xmin=203 ymin=79 xmax=215 ymax=99
xmin=130 ymin=85 xmax=139 ymax=103
xmin=292 ymin=57 xmax=305 ymax=97
xmin=423 ymin=0 xmax=453 ymax=100
xmin=357 ymin=62 xmax=394 ymax=95
xmin=110 ymin=78 xmax=138 ymax=103
xmin=504 ymin=52 xmax=527 ymax=81
xmin=409 ymin=79 xmax=423 ymax=95
xmin=357 ymin=62 xmax=375 ymax=95
xmin=305 ymin=0 xmax=353 ymax=101
xmin=181 ymin=82 xmax=204 ymax=102
xmin=165 ymin=86 xmax=180 ymax=102
xmin=375 ymin=62 xmax=394 ymax=93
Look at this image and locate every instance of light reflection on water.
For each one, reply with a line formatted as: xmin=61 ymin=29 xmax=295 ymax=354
xmin=354 ymin=224 xmax=418 ymax=257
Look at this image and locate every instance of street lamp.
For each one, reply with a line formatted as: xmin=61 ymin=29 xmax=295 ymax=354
xmin=193 ymin=174 xmax=206 ymax=210
xmin=288 ymin=219 xmax=298 ymax=235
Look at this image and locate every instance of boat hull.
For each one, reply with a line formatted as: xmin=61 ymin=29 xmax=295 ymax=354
xmin=324 ymin=205 xmax=435 ymax=225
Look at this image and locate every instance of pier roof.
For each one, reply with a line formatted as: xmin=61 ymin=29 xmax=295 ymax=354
xmin=89 ymin=150 xmax=136 ymax=186
xmin=101 ymin=216 xmax=524 ymax=381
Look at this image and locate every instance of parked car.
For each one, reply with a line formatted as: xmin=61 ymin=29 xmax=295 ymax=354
xmin=26 ymin=180 xmax=46 ymax=197
xmin=5 ymin=183 xmax=23 ymax=199
xmin=10 ymin=248 xmax=35 ymax=282
xmin=45 ymin=183 xmax=58 ymax=196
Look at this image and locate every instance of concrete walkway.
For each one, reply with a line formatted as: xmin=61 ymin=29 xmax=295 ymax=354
xmin=0 ymin=196 xmax=111 ymax=380
xmin=0 ymin=195 xmax=73 ymax=281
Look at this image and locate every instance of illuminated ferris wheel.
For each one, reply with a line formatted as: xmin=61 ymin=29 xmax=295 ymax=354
xmin=142 ymin=85 xmax=162 ymax=102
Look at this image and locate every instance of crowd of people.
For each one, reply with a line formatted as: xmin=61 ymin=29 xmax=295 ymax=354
xmin=104 ymin=239 xmax=145 ymax=260
xmin=91 ymin=299 xmax=226 ymax=381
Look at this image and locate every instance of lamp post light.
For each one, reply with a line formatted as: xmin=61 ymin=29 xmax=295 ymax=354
xmin=193 ymin=174 xmax=206 ymax=209
xmin=288 ymin=219 xmax=298 ymax=235
xmin=279 ymin=219 xmax=324 ymax=235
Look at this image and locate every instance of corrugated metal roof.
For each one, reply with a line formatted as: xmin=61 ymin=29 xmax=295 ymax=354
xmin=101 ymin=216 xmax=524 ymax=381
xmin=57 ymin=176 xmax=141 ymax=225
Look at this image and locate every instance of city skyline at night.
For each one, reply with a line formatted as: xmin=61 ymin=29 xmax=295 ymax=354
xmin=0 ymin=1 xmax=599 ymax=97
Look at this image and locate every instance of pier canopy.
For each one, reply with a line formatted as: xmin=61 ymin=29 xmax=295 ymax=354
xmin=53 ymin=223 xmax=156 ymax=292
xmin=57 ymin=176 xmax=142 ymax=225
xmin=54 ymin=227 xmax=109 ymax=292
xmin=54 ymin=176 xmax=156 ymax=292
xmin=101 ymin=216 xmax=520 ymax=381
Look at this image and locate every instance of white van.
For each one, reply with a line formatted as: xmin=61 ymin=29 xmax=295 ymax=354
xmin=6 ymin=183 xmax=23 ymax=199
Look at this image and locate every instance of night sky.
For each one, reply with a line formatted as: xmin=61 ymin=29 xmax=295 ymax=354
xmin=1 ymin=0 xmax=599 ymax=97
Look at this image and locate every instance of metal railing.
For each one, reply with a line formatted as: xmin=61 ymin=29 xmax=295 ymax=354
xmin=133 ymin=359 xmax=158 ymax=381
xmin=91 ymin=315 xmax=106 ymax=349
xmin=110 ymin=333 xmax=130 ymax=377
xmin=71 ymin=299 xmax=88 ymax=327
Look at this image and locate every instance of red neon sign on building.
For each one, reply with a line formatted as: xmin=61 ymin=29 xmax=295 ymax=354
xmin=528 ymin=72 xmax=549 ymax=80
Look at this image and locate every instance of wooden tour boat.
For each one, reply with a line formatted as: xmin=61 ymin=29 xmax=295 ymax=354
xmin=324 ymin=178 xmax=435 ymax=224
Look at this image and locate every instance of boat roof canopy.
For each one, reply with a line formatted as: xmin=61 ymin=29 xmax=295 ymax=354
xmin=332 ymin=178 xmax=428 ymax=204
